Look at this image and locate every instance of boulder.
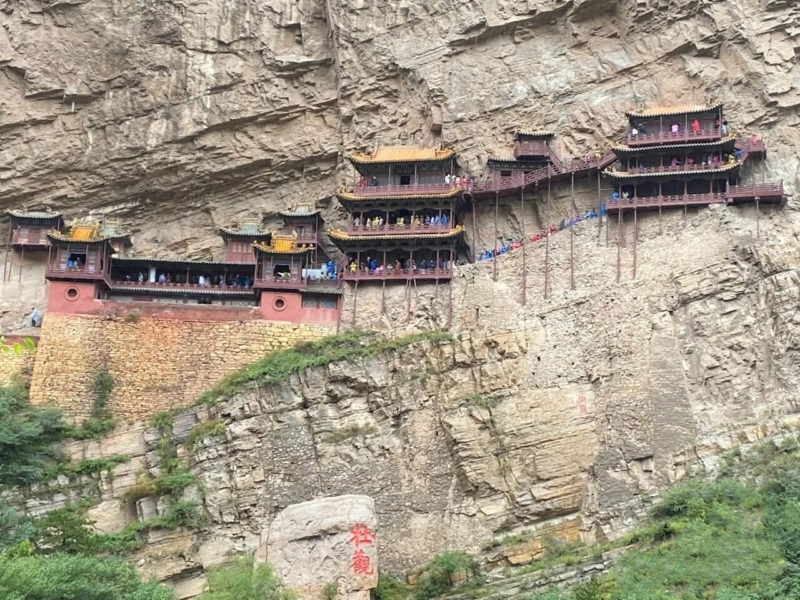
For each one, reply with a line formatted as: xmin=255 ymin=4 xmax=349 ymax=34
xmin=256 ymin=495 xmax=377 ymax=600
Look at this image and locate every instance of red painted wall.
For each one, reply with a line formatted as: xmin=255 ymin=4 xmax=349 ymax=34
xmin=47 ymin=281 xmax=105 ymax=315
xmin=259 ymin=291 xmax=340 ymax=325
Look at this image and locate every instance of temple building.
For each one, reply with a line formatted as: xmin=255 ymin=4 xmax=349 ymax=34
xmin=329 ymin=146 xmax=465 ymax=281
xmin=42 ymin=213 xmax=340 ymax=324
xmin=604 ymin=103 xmax=786 ymax=212
xmin=486 ymin=131 xmax=555 ymax=180
xmin=3 ymin=210 xmax=63 ymax=282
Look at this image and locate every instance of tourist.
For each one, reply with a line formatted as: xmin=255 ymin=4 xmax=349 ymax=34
xmin=670 ymin=156 xmax=679 ymax=167
xmin=691 ymin=119 xmax=700 ymax=133
xmin=631 ymin=125 xmax=639 ymax=137
xmin=137 ymin=272 xmax=144 ymax=283
xmin=349 ymin=260 xmax=357 ymax=273
xmin=670 ymin=122 xmax=680 ymax=134
xmin=198 ymin=274 xmax=205 ymax=286
xmin=218 ymin=274 xmax=225 ymax=286
xmin=638 ymin=122 xmax=646 ymax=134
xmin=67 ymin=257 xmax=75 ymax=269
xmin=714 ymin=118 xmax=720 ymax=130
xmin=394 ymin=259 xmax=402 ymax=271
xmin=158 ymin=272 xmax=166 ymax=284
xmin=455 ymin=175 xmax=461 ymax=187
xmin=370 ymin=176 xmax=379 ymax=186
xmin=432 ymin=214 xmax=439 ymax=225
xmin=353 ymin=216 xmax=360 ymax=228
xmin=735 ymin=148 xmax=743 ymax=160
xmin=30 ymin=307 xmax=41 ymax=327
xmin=243 ymin=276 xmax=251 ymax=288
xmin=424 ymin=215 xmax=431 ymax=225
xmin=721 ymin=121 xmax=728 ymax=136
xmin=440 ymin=213 xmax=448 ymax=226
xmin=611 ymin=191 xmax=620 ymax=202
xmin=234 ymin=274 xmax=241 ymax=286
xmin=165 ymin=274 xmax=172 ymax=284
xmin=445 ymin=173 xmax=451 ymax=186
xmin=622 ymin=191 xmax=629 ymax=200
xmin=358 ymin=176 xmax=366 ymax=188
xmin=378 ymin=216 xmax=384 ymax=228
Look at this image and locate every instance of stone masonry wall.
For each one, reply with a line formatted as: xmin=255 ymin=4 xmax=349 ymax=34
xmin=28 ymin=314 xmax=334 ymax=422
xmin=0 ymin=349 xmax=35 ymax=387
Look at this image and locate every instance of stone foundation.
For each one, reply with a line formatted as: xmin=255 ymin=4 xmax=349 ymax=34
xmin=29 ymin=313 xmax=334 ymax=421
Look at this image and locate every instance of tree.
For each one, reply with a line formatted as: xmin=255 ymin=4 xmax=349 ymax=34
xmin=198 ymin=555 xmax=294 ymax=600
xmin=0 ymin=384 xmax=67 ymax=485
xmin=0 ymin=553 xmax=173 ymax=600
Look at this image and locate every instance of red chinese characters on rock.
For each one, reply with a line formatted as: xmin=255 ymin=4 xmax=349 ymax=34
xmin=349 ymin=524 xmax=375 ymax=575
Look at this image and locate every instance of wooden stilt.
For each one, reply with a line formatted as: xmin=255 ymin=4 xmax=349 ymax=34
xmin=493 ymin=192 xmax=499 ymax=281
xmin=447 ymin=280 xmax=453 ymax=328
xmin=544 ymin=179 xmax=550 ymax=299
xmin=521 ymin=187 xmax=526 ymax=306
xmin=756 ymin=196 xmax=760 ymax=239
xmin=335 ymin=293 xmax=343 ymax=333
xmin=616 ymin=208 xmax=622 ymax=283
xmin=658 ymin=204 xmax=662 ymax=235
xmin=570 ymin=172 xmax=575 ymax=291
xmin=632 ymin=207 xmax=638 ymax=280
xmin=18 ymin=245 xmax=23 ymax=283
xmin=381 ymin=279 xmax=386 ymax=314
xmin=471 ymin=197 xmax=478 ymax=262
xmin=352 ymin=280 xmax=358 ymax=327
xmin=2 ymin=223 xmax=12 ymax=282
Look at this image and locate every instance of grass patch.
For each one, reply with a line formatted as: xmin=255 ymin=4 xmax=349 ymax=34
xmin=42 ymin=454 xmax=130 ymax=481
xmin=186 ymin=420 xmax=226 ymax=449
xmin=415 ymin=551 xmax=480 ymax=600
xmin=464 ymin=394 xmax=502 ymax=410
xmin=196 ymin=329 xmax=452 ymax=406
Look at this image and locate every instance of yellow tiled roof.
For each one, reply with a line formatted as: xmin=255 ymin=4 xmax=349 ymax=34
xmin=625 ymin=102 xmax=723 ymax=119
xmin=252 ymin=241 xmax=312 ymax=255
xmin=603 ymin=161 xmax=741 ymax=179
xmin=327 ymin=225 xmax=465 ymax=241
xmin=346 ymin=146 xmax=455 ymax=164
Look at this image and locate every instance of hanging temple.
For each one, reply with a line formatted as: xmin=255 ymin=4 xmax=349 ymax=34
xmin=3 ymin=103 xmax=787 ymax=328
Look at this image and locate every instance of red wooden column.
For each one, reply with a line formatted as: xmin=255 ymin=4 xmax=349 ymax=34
xmin=632 ymin=206 xmax=638 ymax=280
xmin=544 ymin=179 xmax=550 ymax=299
xmin=570 ymin=172 xmax=575 ymax=291
xmin=493 ymin=192 xmax=499 ymax=282
xmin=520 ymin=186 xmax=526 ymax=306
xmin=616 ymin=207 xmax=622 ymax=284
xmin=471 ymin=197 xmax=478 ymax=262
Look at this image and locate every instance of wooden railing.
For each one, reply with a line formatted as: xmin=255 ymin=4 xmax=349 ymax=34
xmin=349 ymin=183 xmax=460 ymax=197
xmin=109 ymin=281 xmax=254 ymax=293
xmin=626 ymin=129 xmax=723 ymax=146
xmin=727 ymin=182 xmax=783 ymax=199
xmin=615 ymin=161 xmax=740 ymax=175
xmin=514 ymin=141 xmax=549 ymax=157
xmin=12 ymin=229 xmax=47 ymax=246
xmin=341 ymin=267 xmax=453 ymax=281
xmin=347 ymin=222 xmax=453 ymax=235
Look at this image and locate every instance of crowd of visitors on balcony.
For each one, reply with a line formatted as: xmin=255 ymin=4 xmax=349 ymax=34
xmin=119 ymin=271 xmax=252 ymax=288
xmin=354 ymin=175 xmax=474 ymax=192
xmin=353 ymin=212 xmax=451 ymax=230
xmin=476 ymin=205 xmax=606 ymax=261
xmin=629 ymin=118 xmax=728 ymax=138
xmin=346 ymin=255 xmax=452 ymax=276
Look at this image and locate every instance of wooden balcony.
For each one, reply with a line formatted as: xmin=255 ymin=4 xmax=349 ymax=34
xmin=341 ymin=267 xmax=452 ymax=282
xmin=108 ymin=281 xmax=255 ymax=295
xmin=350 ymin=183 xmax=458 ymax=197
xmin=46 ymin=265 xmax=107 ymax=280
xmin=606 ymin=182 xmax=785 ymax=213
xmin=728 ymin=183 xmax=785 ymax=203
xmin=12 ymin=228 xmax=49 ymax=247
xmin=254 ymin=275 xmax=342 ymax=290
xmin=611 ymin=161 xmax=740 ymax=176
xmin=514 ymin=140 xmax=549 ymax=158
xmin=626 ymin=129 xmax=723 ymax=146
xmin=347 ymin=222 xmax=453 ymax=236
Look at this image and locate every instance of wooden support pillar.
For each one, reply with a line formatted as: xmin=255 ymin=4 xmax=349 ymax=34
xmin=632 ymin=207 xmax=638 ymax=280
xmin=471 ymin=197 xmax=478 ymax=262
xmin=381 ymin=279 xmax=386 ymax=314
xmin=544 ymin=179 xmax=550 ymax=299
xmin=570 ymin=172 xmax=575 ymax=291
xmin=352 ymin=280 xmax=358 ymax=327
xmin=520 ymin=187 xmax=526 ymax=306
xmin=447 ymin=277 xmax=453 ymax=329
xmin=616 ymin=208 xmax=622 ymax=284
xmin=493 ymin=192 xmax=499 ymax=282
xmin=756 ymin=196 xmax=760 ymax=239
xmin=18 ymin=244 xmax=24 ymax=283
xmin=3 ymin=223 xmax=12 ymax=282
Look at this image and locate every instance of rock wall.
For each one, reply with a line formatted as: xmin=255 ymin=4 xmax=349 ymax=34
xmin=28 ymin=313 xmax=334 ymax=421
xmin=26 ymin=199 xmax=799 ymax=598
xmin=0 ymin=345 xmax=35 ymax=386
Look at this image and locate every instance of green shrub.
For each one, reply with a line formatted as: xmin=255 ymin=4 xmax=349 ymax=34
xmin=464 ymin=394 xmax=501 ymax=410
xmin=90 ymin=368 xmax=114 ymax=420
xmin=186 ymin=420 xmax=226 ymax=449
xmin=0 ymin=384 xmax=68 ymax=485
xmin=198 ymin=554 xmax=295 ymax=600
xmin=372 ymin=574 xmax=412 ymax=600
xmin=0 ymin=501 xmax=35 ymax=554
xmin=197 ymin=330 xmax=452 ymax=405
xmin=42 ymin=454 xmax=130 ymax=481
xmin=322 ymin=582 xmax=338 ymax=600
xmin=0 ymin=553 xmax=173 ymax=599
xmin=65 ymin=418 xmax=117 ymax=440
xmin=415 ymin=551 xmax=479 ymax=600
xmin=33 ymin=508 xmax=99 ymax=555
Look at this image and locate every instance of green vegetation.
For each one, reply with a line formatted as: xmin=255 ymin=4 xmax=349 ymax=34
xmin=186 ymin=419 xmax=227 ymax=449
xmin=525 ymin=437 xmax=800 ymax=599
xmin=0 ymin=553 xmax=173 ymax=599
xmin=197 ymin=329 xmax=452 ymax=405
xmin=0 ymin=335 xmax=36 ymax=354
xmin=64 ymin=367 xmax=117 ymax=440
xmin=43 ymin=453 xmax=130 ymax=481
xmin=373 ymin=574 xmax=413 ymax=600
xmin=198 ymin=554 xmax=295 ymax=600
xmin=415 ymin=551 xmax=480 ymax=600
xmin=0 ymin=383 xmax=68 ymax=485
xmin=464 ymin=394 xmax=502 ymax=410
xmin=322 ymin=582 xmax=338 ymax=600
